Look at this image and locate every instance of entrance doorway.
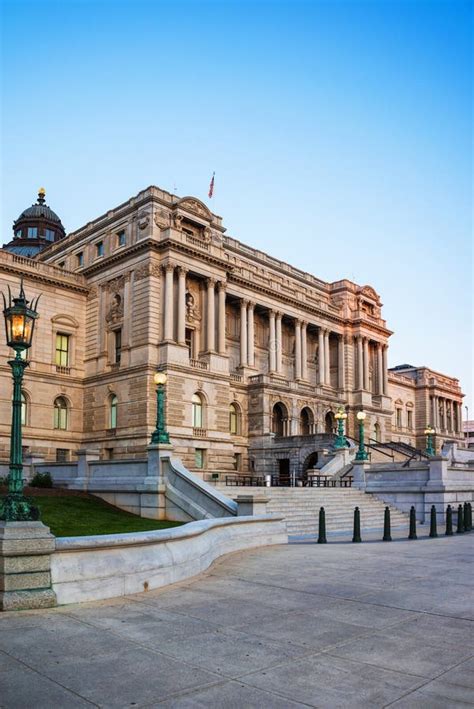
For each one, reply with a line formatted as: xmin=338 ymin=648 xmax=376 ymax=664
xmin=278 ymin=459 xmax=290 ymax=486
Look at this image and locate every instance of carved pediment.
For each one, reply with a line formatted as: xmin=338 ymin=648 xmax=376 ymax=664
xmin=360 ymin=285 xmax=379 ymax=302
xmin=176 ymin=197 xmax=212 ymax=221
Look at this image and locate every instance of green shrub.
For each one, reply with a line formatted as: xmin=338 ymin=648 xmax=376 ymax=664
xmin=30 ymin=471 xmax=53 ymax=488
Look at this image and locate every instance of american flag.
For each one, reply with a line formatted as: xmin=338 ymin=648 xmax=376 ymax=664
xmin=208 ymin=172 xmax=215 ymax=199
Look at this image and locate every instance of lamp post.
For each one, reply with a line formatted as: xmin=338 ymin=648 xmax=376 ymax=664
xmin=0 ymin=280 xmax=40 ymax=521
xmin=355 ymin=410 xmax=369 ymax=461
xmin=424 ymin=425 xmax=435 ymax=457
xmin=150 ymin=371 xmax=170 ymax=445
xmin=334 ymin=406 xmax=348 ymax=449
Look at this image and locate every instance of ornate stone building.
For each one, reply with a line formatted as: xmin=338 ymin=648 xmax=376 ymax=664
xmin=0 ymin=186 xmax=465 ymax=475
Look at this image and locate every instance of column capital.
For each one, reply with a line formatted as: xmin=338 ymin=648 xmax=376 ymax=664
xmin=164 ymin=262 xmax=175 ymax=273
xmin=247 ymin=300 xmax=255 ymax=310
xmin=217 ymin=280 xmax=227 ymax=292
xmin=241 ymin=297 xmax=249 ymax=308
xmin=275 ymin=310 xmax=283 ymax=320
xmin=300 ymin=319 xmax=308 ymax=328
xmin=206 ymin=277 xmax=216 ymax=288
xmin=177 ymin=265 xmax=188 ymax=276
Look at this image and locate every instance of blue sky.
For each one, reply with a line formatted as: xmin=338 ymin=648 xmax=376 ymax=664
xmin=1 ymin=0 xmax=472 ymax=412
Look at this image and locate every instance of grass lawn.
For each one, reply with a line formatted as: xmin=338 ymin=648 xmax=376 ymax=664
xmin=6 ymin=494 xmax=184 ymax=538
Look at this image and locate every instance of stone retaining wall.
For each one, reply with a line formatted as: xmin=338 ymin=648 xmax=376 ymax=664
xmin=51 ymin=514 xmax=287 ymax=605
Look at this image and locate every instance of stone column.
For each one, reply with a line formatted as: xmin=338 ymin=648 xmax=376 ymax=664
xmin=164 ymin=264 xmax=174 ymax=341
xmin=269 ymin=310 xmax=276 ymax=373
xmin=247 ymin=302 xmax=255 ymax=367
xmin=442 ymin=398 xmax=447 ymax=431
xmin=206 ymin=278 xmax=216 ymax=352
xmin=276 ymin=312 xmax=283 ymax=374
xmin=240 ymin=299 xmax=248 ymax=366
xmin=122 ymin=274 xmax=131 ymax=348
xmin=301 ymin=321 xmax=308 ymax=380
xmin=338 ymin=335 xmax=345 ymax=389
xmin=294 ymin=320 xmax=302 ymax=380
xmin=363 ymin=337 xmax=369 ymax=391
xmin=377 ymin=343 xmax=383 ymax=395
xmin=324 ymin=330 xmax=330 ymax=385
xmin=217 ymin=281 xmax=226 ymax=354
xmin=357 ymin=336 xmax=363 ymax=390
xmin=433 ymin=395 xmax=439 ymax=429
xmin=177 ymin=266 xmax=187 ymax=345
xmin=318 ymin=327 xmax=325 ymax=385
xmin=382 ymin=345 xmax=389 ymax=395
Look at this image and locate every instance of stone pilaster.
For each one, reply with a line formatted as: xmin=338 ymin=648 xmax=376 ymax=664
xmin=206 ymin=278 xmax=216 ymax=352
xmin=363 ymin=337 xmax=369 ymax=391
xmin=318 ymin=327 xmax=325 ymax=385
xmin=301 ymin=321 xmax=308 ymax=380
xmin=163 ymin=264 xmax=174 ymax=341
xmin=377 ymin=342 xmax=383 ymax=395
xmin=177 ymin=266 xmax=187 ymax=345
xmin=324 ymin=330 xmax=330 ymax=385
xmin=247 ymin=302 xmax=255 ymax=367
xmin=338 ymin=334 xmax=345 ymax=390
xmin=269 ymin=310 xmax=276 ymax=373
xmin=217 ymin=281 xmax=226 ymax=355
xmin=276 ymin=312 xmax=283 ymax=374
xmin=294 ymin=319 xmax=302 ymax=380
xmin=0 ymin=522 xmax=57 ymax=611
xmin=357 ymin=335 xmax=363 ymax=390
xmin=240 ymin=299 xmax=248 ymax=367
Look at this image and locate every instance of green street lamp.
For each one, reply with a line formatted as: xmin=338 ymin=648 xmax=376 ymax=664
xmin=355 ymin=410 xmax=369 ymax=461
xmin=150 ymin=371 xmax=170 ymax=445
xmin=0 ymin=280 xmax=40 ymax=521
xmin=424 ymin=425 xmax=435 ymax=456
xmin=334 ymin=406 xmax=348 ymax=449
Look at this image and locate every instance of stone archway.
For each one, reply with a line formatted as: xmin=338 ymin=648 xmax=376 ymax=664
xmin=272 ymin=402 xmax=289 ymax=437
xmin=325 ymin=411 xmax=335 ymax=434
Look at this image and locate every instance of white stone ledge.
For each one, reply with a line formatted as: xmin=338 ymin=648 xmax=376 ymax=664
xmin=51 ymin=515 xmax=287 ymax=605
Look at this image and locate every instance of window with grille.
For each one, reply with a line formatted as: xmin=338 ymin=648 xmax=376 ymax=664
xmin=55 ymin=334 xmax=70 ymax=367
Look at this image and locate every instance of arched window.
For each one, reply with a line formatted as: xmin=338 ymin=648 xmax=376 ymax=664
xmin=374 ymin=422 xmax=381 ymax=442
xmin=21 ymin=391 xmax=28 ymax=426
xmin=300 ymin=407 xmax=313 ymax=435
xmin=325 ymin=411 xmax=335 ymax=434
xmin=272 ymin=403 xmax=287 ymax=437
xmin=229 ymin=402 xmax=241 ymax=435
xmin=192 ymin=393 xmax=203 ymax=428
xmin=109 ymin=395 xmax=118 ymax=429
xmin=54 ymin=397 xmax=68 ymax=430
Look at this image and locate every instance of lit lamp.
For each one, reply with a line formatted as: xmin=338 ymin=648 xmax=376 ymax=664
xmin=151 ymin=371 xmax=170 ymax=444
xmin=424 ymin=425 xmax=435 ymax=457
xmin=355 ymin=410 xmax=369 ymax=461
xmin=0 ymin=280 xmax=40 ymax=521
xmin=334 ymin=406 xmax=348 ymax=449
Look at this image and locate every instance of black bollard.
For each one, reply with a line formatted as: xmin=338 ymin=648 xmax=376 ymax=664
xmin=383 ymin=506 xmax=392 ymax=542
xmin=352 ymin=506 xmax=362 ymax=543
xmin=467 ymin=503 xmax=473 ymax=532
xmin=463 ymin=502 xmax=470 ymax=532
xmin=408 ymin=506 xmax=417 ymax=540
xmin=456 ymin=504 xmax=464 ymax=534
xmin=429 ymin=505 xmax=438 ymax=538
xmin=445 ymin=505 xmax=453 ymax=536
xmin=317 ymin=506 xmax=327 ymax=544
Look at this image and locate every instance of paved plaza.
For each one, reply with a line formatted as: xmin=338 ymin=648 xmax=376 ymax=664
xmin=1 ymin=534 xmax=473 ymax=708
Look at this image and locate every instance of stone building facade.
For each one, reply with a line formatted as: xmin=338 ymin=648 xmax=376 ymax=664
xmin=0 ymin=186 xmax=465 ymax=475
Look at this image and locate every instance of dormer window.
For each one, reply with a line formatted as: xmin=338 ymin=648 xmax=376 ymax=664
xmin=27 ymin=227 xmax=38 ymax=238
xmin=45 ymin=229 xmax=55 ymax=241
xmin=15 ymin=229 xmax=22 ymax=238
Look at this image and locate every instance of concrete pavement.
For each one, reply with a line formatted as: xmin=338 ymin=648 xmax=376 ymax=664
xmin=0 ymin=534 xmax=473 ymax=708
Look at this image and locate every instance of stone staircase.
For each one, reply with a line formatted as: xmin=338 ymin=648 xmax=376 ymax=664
xmin=215 ymin=485 xmax=411 ymax=537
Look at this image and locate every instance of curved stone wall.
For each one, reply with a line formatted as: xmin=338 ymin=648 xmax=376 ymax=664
xmin=51 ymin=514 xmax=287 ymax=605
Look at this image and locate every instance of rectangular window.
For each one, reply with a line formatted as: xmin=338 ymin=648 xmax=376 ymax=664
xmin=396 ymin=409 xmax=402 ymax=428
xmin=407 ymin=410 xmax=413 ymax=429
xmin=234 ymin=453 xmax=242 ymax=471
xmin=45 ymin=229 xmax=55 ymax=241
xmin=114 ymin=329 xmax=122 ymax=364
xmin=96 ymin=241 xmax=104 ymax=257
xmin=117 ymin=230 xmax=126 ymax=247
xmin=185 ymin=328 xmax=194 ymax=358
xmin=56 ymin=449 xmax=69 ymax=462
xmin=195 ymin=448 xmax=205 ymax=469
xmin=27 ymin=227 xmax=38 ymax=238
xmin=76 ymin=252 xmax=84 ymax=267
xmin=55 ymin=333 xmax=70 ymax=367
